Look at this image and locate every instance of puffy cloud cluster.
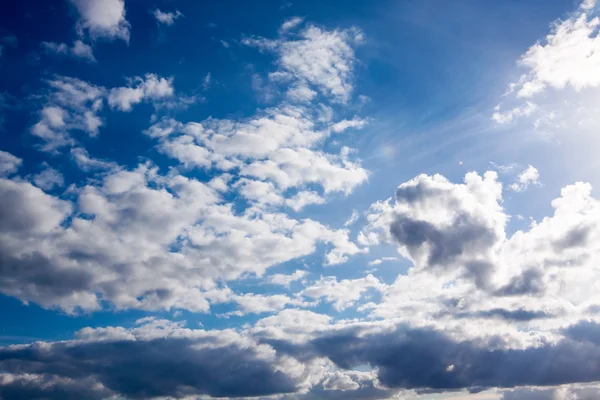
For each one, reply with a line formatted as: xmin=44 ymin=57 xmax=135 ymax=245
xmin=70 ymin=0 xmax=130 ymax=42
xmin=358 ymin=170 xmax=600 ymax=351
xmin=29 ymin=73 xmax=185 ymax=151
xmin=143 ymin=106 xmax=368 ymax=212
xmin=0 ymin=158 xmax=360 ymax=313
xmin=243 ymin=20 xmax=363 ymax=103
xmin=108 ymin=73 xmax=175 ymax=111
xmin=493 ymin=0 xmax=600 ymax=137
xmin=510 ymin=165 xmax=541 ymax=192
xmin=30 ymin=76 xmax=105 ymax=152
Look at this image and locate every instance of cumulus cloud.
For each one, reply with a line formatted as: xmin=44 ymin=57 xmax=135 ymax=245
xmin=70 ymin=0 xmax=130 ymax=42
xmin=510 ymin=165 xmax=541 ymax=192
xmin=143 ymin=106 xmax=369 ymax=197
xmin=154 ymin=9 xmax=183 ymax=25
xmin=268 ymin=270 xmax=308 ymax=286
xmin=32 ymin=164 xmax=64 ymax=191
xmin=493 ymin=0 xmax=600 ymax=137
xmin=514 ymin=1 xmax=600 ymax=98
xmin=0 ymin=160 xmax=360 ymax=312
xmin=243 ymin=24 xmax=363 ymax=102
xmin=0 ymin=151 xmax=21 ymax=176
xmin=30 ymin=76 xmax=105 ymax=152
xmin=41 ymin=40 xmax=96 ymax=62
xmin=108 ymin=73 xmax=175 ymax=111
xmin=301 ymin=274 xmax=385 ymax=311
xmin=351 ymin=171 xmax=600 ymax=356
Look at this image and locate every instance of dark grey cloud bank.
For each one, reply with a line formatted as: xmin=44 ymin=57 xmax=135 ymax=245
xmin=4 ymin=321 xmax=600 ymax=399
xmin=264 ymin=321 xmax=600 ymax=392
xmin=0 ymin=337 xmax=295 ymax=400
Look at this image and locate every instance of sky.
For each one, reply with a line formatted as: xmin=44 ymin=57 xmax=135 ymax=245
xmin=1 ymin=0 xmax=600 ymax=399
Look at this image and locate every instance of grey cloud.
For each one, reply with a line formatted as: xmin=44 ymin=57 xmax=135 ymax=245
xmin=0 ymin=374 xmax=111 ymax=400
xmin=451 ymin=308 xmax=553 ymax=322
xmin=390 ymin=214 xmax=498 ymax=278
xmin=553 ymin=224 xmax=594 ymax=251
xmin=0 ymin=337 xmax=296 ymax=399
xmin=494 ymin=268 xmax=545 ymax=297
xmin=268 ymin=324 xmax=600 ymax=392
xmin=563 ymin=320 xmax=600 ymax=346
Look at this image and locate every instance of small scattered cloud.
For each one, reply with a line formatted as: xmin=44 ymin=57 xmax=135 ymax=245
xmin=154 ymin=9 xmax=183 ymax=26
xmin=510 ymin=165 xmax=541 ymax=192
xmin=41 ymin=40 xmax=96 ymax=63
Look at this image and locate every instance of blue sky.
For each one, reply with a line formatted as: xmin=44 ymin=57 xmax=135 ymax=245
xmin=2 ymin=0 xmax=600 ymax=399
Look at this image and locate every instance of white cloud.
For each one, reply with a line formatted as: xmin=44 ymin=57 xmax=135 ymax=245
xmin=286 ymin=83 xmax=317 ymax=102
xmin=322 ymin=371 xmax=360 ymax=391
xmin=30 ymin=76 xmax=105 ymax=152
xmin=368 ymin=257 xmax=398 ymax=266
xmin=108 ymin=74 xmax=174 ymax=111
xmin=510 ymin=165 xmax=541 ymax=192
xmin=302 ymin=274 xmax=384 ymax=311
xmin=357 ymin=171 xmax=600 ymax=349
xmin=492 ymin=102 xmax=536 ymax=124
xmin=244 ymin=24 xmax=363 ymax=103
xmin=70 ymin=0 xmax=130 ymax=42
xmin=32 ymin=165 xmax=64 ymax=191
xmin=0 ymin=160 xmax=360 ymax=312
xmin=0 ymin=151 xmax=22 ymax=176
xmin=42 ymin=40 xmax=96 ymax=62
xmin=344 ymin=210 xmax=359 ymax=227
xmin=331 ymin=116 xmax=368 ymax=133
xmin=280 ymin=16 xmax=305 ymax=33
xmin=494 ymin=1 xmax=600 ymax=134
xmin=153 ymin=9 xmax=183 ymax=26
xmin=70 ymin=147 xmax=118 ymax=172
xmin=285 ymin=190 xmax=325 ymax=211
xmin=516 ymin=6 xmax=600 ymax=97
xmin=267 ymin=270 xmax=307 ymax=286
xmin=203 ymin=72 xmax=211 ymax=90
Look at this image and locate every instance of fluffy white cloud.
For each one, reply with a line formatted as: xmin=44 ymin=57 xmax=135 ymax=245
xmin=0 ymin=160 xmax=360 ymax=312
xmin=30 ymin=76 xmax=105 ymax=152
xmin=244 ymin=24 xmax=363 ymax=103
xmin=144 ymin=106 xmax=369 ymax=197
xmin=108 ymin=74 xmax=174 ymax=111
xmin=42 ymin=40 xmax=96 ymax=62
xmin=301 ymin=274 xmax=384 ymax=311
xmin=0 ymin=151 xmax=21 ymax=176
xmin=280 ymin=16 xmax=305 ymax=33
xmin=360 ymin=170 xmax=600 ymax=349
xmin=510 ymin=165 xmax=540 ymax=192
xmin=153 ymin=9 xmax=183 ymax=26
xmin=70 ymin=147 xmax=118 ymax=172
xmin=493 ymin=0 xmax=600 ymax=137
xmin=70 ymin=0 xmax=130 ymax=42
xmin=32 ymin=165 xmax=64 ymax=191
xmin=267 ymin=270 xmax=307 ymax=286
xmin=515 ymin=3 xmax=600 ymax=98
